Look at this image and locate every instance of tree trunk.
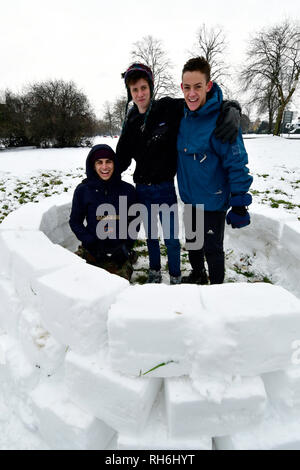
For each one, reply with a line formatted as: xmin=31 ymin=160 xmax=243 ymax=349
xmin=273 ymin=105 xmax=285 ymax=136
xmin=268 ymin=109 xmax=273 ymax=134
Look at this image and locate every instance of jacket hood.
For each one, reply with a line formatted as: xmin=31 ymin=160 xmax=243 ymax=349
xmin=85 ymin=144 xmax=121 ymax=186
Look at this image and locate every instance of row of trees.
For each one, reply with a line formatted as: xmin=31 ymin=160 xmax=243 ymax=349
xmin=101 ymin=20 xmax=300 ymax=137
xmin=0 ymin=80 xmax=98 ymax=148
xmin=1 ymin=20 xmax=299 ymax=147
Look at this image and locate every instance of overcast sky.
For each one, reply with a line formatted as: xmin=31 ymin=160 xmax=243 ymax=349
xmin=1 ymin=0 xmax=300 ymax=118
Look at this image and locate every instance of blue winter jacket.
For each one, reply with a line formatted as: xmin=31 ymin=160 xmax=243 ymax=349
xmin=69 ymin=144 xmax=137 ymax=252
xmin=177 ymin=83 xmax=253 ymax=211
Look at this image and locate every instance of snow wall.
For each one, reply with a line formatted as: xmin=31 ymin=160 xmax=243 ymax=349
xmin=1 ymin=194 xmax=300 ymax=450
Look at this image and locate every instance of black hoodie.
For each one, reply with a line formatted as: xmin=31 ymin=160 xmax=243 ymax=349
xmin=116 ymin=97 xmax=184 ymax=184
xmin=69 ymin=144 xmax=137 ymax=252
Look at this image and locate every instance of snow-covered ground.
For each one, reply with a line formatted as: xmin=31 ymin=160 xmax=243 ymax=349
xmin=0 ymin=135 xmax=300 ymax=450
xmin=1 ymin=135 xmax=299 ymax=283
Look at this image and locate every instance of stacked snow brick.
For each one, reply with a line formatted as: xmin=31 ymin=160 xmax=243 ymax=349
xmin=225 ymin=202 xmax=300 ymax=298
xmin=1 ymin=196 xmax=300 ymax=450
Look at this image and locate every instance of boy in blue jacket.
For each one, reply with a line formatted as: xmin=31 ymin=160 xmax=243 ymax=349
xmin=177 ymin=57 xmax=253 ymax=285
xmin=69 ymin=144 xmax=137 ymax=280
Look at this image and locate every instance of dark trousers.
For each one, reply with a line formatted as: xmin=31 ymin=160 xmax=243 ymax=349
xmin=185 ymin=207 xmax=226 ymax=284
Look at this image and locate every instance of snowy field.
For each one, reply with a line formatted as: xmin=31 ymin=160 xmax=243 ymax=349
xmin=0 ymin=135 xmax=299 ymax=284
xmin=0 ymin=135 xmax=300 ymax=450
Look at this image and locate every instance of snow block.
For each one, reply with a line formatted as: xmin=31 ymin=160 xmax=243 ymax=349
xmin=0 ymin=334 xmax=40 ymax=405
xmin=30 ymin=380 xmax=115 ymax=450
xmin=0 ymin=199 xmax=58 ymax=233
xmin=11 ymin=231 xmax=84 ymax=306
xmin=108 ymin=284 xmax=199 ymax=377
xmin=214 ymin=405 xmax=300 ymax=450
xmin=262 ymin=366 xmax=300 ymax=412
xmin=165 ymin=376 xmax=266 ymax=438
xmin=0 ymin=277 xmax=23 ymax=336
xmin=281 ymin=220 xmax=300 ymax=263
xmin=46 ymin=222 xmax=75 ymax=246
xmin=0 ymin=232 xmax=14 ymax=275
xmin=275 ymin=220 xmax=300 ymax=298
xmin=18 ymin=309 xmax=66 ymax=376
xmin=191 ymin=283 xmax=300 ymax=377
xmin=225 ymin=204 xmax=294 ymax=255
xmin=0 ymin=230 xmax=84 ymax=304
xmin=50 ymin=193 xmax=72 ymax=226
xmin=64 ymin=350 xmax=162 ymax=434
xmin=34 ymin=263 xmax=128 ymax=355
xmin=118 ymin=389 xmax=212 ymax=450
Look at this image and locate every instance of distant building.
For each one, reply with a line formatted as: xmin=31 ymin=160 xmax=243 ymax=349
xmin=283 ymin=111 xmax=300 ymax=133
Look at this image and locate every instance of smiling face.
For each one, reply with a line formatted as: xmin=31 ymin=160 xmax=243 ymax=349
xmin=128 ymin=78 xmax=151 ymax=114
xmin=181 ymin=71 xmax=212 ymax=112
xmin=94 ymin=158 xmax=114 ymax=181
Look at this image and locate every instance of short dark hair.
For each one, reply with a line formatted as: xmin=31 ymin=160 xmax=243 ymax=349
xmin=126 ymin=70 xmax=151 ymax=88
xmin=182 ymin=57 xmax=211 ymax=82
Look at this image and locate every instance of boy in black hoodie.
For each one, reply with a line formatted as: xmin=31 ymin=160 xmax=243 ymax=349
xmin=69 ymin=144 xmax=137 ymax=280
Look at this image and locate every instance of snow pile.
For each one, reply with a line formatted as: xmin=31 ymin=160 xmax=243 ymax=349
xmin=1 ymin=189 xmax=300 ymax=449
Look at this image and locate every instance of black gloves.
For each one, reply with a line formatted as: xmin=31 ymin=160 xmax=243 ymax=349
xmin=111 ymin=244 xmax=130 ymax=266
xmin=215 ymin=100 xmax=241 ymax=144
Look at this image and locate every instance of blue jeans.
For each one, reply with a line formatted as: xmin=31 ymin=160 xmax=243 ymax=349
xmin=136 ymin=182 xmax=181 ymax=277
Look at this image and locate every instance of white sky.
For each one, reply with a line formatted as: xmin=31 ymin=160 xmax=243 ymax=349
xmin=1 ymin=0 xmax=300 ymax=118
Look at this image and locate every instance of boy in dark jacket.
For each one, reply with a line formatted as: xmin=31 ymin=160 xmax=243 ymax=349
xmin=69 ymin=144 xmax=137 ymax=280
xmin=117 ymin=63 xmax=241 ymax=285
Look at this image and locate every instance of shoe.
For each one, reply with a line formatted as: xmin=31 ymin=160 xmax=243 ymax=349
xmin=181 ymin=269 xmax=208 ymax=285
xmin=170 ymin=275 xmax=181 ymax=285
xmin=146 ymin=269 xmax=162 ymax=284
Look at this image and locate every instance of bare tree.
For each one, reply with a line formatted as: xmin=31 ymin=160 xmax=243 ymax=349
xmin=190 ymin=24 xmax=229 ymax=88
xmin=131 ymin=35 xmax=178 ymax=99
xmin=243 ymin=82 xmax=280 ymax=134
xmin=240 ymin=20 xmax=300 ymax=135
xmin=113 ymin=96 xmax=127 ymax=130
xmin=103 ymin=101 xmax=118 ymax=137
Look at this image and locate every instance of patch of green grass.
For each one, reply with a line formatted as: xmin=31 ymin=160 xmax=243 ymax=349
xmin=132 ymin=273 xmax=148 ymax=285
xmin=257 ymin=174 xmax=269 ymax=178
xmin=274 ymin=189 xmax=288 ymax=196
xmin=233 ymin=265 xmax=255 ymax=278
xmin=50 ymin=179 xmax=63 ymax=185
xmin=134 ymin=239 xmax=147 ymax=248
xmin=160 ymin=245 xmax=168 ymax=257
xmin=270 ymin=198 xmax=296 ymax=210
xmin=263 ymin=276 xmax=273 ymax=284
xmin=140 ymin=360 xmax=177 ymax=376
xmin=135 ymin=249 xmax=148 ymax=257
